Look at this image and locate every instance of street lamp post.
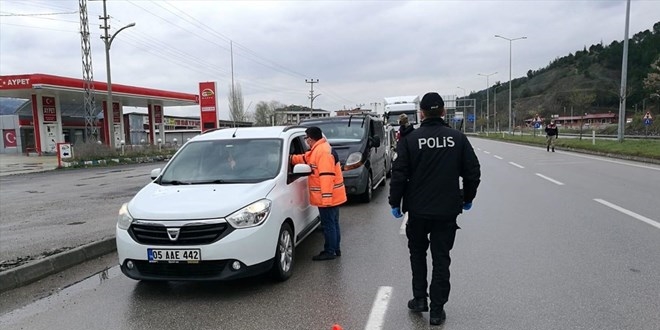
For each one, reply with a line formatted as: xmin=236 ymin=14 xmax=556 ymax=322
xmin=305 ymin=78 xmax=319 ymax=118
xmin=495 ymin=34 xmax=527 ymax=134
xmin=101 ymin=0 xmax=135 ymax=148
xmin=478 ymin=72 xmax=497 ymax=133
xmin=456 ymin=86 xmax=466 ymax=98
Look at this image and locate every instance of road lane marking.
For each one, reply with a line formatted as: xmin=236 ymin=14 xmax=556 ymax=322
xmin=509 ymin=162 xmax=524 ymax=168
xmin=535 ymin=173 xmax=564 ymax=185
xmin=494 ymin=155 xmax=503 ymax=159
xmin=483 ymin=151 xmax=491 ymax=154
xmin=399 ymin=212 xmax=408 ymax=235
xmin=594 ymin=199 xmax=660 ymax=230
xmin=365 ymin=286 xmax=392 ymax=330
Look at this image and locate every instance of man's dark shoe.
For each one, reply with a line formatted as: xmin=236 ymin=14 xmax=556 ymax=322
xmin=552 ymin=147 xmax=555 ymax=152
xmin=312 ymin=251 xmax=336 ymax=261
xmin=335 ymin=249 xmax=341 ymax=257
xmin=407 ymin=298 xmax=428 ymax=312
xmin=429 ymin=309 xmax=446 ymax=326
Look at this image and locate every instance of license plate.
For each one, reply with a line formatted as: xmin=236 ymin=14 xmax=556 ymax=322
xmin=147 ymin=248 xmax=201 ymax=263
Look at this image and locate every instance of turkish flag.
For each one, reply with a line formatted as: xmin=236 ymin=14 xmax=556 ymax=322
xmin=3 ymin=129 xmax=17 ymax=147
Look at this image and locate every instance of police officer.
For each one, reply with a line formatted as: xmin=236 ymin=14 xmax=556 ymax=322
xmin=389 ymin=92 xmax=481 ymax=326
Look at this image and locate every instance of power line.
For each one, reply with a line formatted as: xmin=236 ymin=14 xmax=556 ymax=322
xmin=0 ymin=10 xmax=78 ymax=17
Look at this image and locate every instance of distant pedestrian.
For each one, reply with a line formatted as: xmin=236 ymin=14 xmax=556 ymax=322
xmin=290 ymin=127 xmax=347 ymax=261
xmin=398 ymin=113 xmax=414 ymax=141
xmin=389 ymin=92 xmax=481 ymax=326
xmin=545 ymin=120 xmax=558 ymax=152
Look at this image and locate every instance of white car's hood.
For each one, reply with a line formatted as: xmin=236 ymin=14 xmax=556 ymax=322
xmin=128 ymin=181 xmax=276 ymax=220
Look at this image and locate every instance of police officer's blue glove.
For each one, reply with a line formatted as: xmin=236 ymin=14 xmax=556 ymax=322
xmin=463 ymin=202 xmax=473 ymax=211
xmin=391 ymin=207 xmax=403 ymax=218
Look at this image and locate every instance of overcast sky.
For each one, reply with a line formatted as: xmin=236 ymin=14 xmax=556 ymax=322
xmin=1 ymin=0 xmax=659 ymax=119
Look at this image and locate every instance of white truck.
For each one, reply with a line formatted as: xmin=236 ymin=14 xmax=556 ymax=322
xmin=382 ymin=96 xmax=420 ymax=174
xmin=383 ymin=95 xmax=420 ymax=129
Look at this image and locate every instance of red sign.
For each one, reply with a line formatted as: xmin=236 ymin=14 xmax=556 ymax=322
xmin=199 ymin=82 xmax=218 ymax=132
xmin=154 ymin=105 xmax=163 ymax=124
xmin=42 ymin=96 xmax=57 ymax=122
xmin=3 ymin=129 xmax=17 ymax=147
xmin=113 ymin=102 xmax=121 ymax=123
xmin=0 ymin=75 xmax=32 ymax=90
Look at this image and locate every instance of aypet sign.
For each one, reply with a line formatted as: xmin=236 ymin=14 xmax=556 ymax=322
xmin=42 ymin=96 xmax=57 ymax=122
xmin=199 ymin=81 xmax=218 ymax=132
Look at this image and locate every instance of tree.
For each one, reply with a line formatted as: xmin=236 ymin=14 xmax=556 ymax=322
xmin=569 ymin=91 xmax=596 ymax=139
xmin=643 ymin=57 xmax=660 ymax=95
xmin=252 ymin=100 xmax=287 ymax=126
xmin=228 ymin=83 xmax=248 ymax=123
xmin=269 ymin=101 xmax=287 ymax=125
xmin=253 ymin=101 xmax=271 ymax=126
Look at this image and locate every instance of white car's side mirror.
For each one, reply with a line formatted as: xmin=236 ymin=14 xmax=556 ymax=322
xmin=150 ymin=168 xmax=161 ymax=180
xmin=292 ymin=164 xmax=312 ymax=176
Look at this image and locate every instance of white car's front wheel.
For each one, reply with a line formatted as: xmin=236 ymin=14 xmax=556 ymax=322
xmin=271 ymin=222 xmax=294 ymax=281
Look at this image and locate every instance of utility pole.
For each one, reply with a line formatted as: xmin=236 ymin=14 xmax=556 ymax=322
xmin=495 ymin=34 xmax=527 ymax=134
xmin=305 ymin=78 xmax=319 ymax=118
xmin=100 ymin=0 xmax=134 ymax=148
xmin=494 ymin=88 xmax=497 ymax=131
xmin=617 ymin=0 xmax=631 ymax=142
xmin=478 ymin=72 xmax=497 ymax=133
xmin=79 ymin=0 xmax=97 ymax=142
xmin=231 ymin=40 xmax=235 ymax=100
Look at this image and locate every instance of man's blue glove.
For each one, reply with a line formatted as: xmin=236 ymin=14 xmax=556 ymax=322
xmin=463 ymin=202 xmax=473 ymax=211
xmin=391 ymin=207 xmax=403 ymax=218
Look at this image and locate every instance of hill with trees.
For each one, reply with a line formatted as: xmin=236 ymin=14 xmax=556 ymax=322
xmin=467 ymin=21 xmax=660 ymax=134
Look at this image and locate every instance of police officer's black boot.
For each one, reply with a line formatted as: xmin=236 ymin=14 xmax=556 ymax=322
xmin=429 ymin=309 xmax=446 ymax=326
xmin=552 ymin=146 xmax=555 ymax=152
xmin=407 ymin=298 xmax=428 ymax=312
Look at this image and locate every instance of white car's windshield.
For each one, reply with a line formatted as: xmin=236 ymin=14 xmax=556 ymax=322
xmin=160 ymin=139 xmax=282 ymax=184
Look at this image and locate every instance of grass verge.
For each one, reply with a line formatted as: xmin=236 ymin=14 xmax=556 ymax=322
xmin=475 ymin=133 xmax=660 ymax=161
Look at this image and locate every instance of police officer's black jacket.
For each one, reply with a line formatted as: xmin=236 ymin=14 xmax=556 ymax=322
xmin=389 ymin=117 xmax=481 ymax=217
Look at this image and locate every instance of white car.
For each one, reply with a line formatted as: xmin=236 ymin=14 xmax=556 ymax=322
xmin=116 ymin=126 xmax=319 ymax=281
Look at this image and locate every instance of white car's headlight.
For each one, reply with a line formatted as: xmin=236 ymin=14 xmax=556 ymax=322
xmin=117 ymin=203 xmax=134 ymax=230
xmin=344 ymin=152 xmax=363 ymax=170
xmin=226 ymin=199 xmax=271 ymax=229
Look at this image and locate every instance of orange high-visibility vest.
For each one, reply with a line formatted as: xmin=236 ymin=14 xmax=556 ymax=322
xmin=291 ymin=138 xmax=347 ymax=207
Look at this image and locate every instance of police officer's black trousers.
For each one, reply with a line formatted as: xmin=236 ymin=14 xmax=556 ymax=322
xmin=406 ymin=214 xmax=459 ymax=311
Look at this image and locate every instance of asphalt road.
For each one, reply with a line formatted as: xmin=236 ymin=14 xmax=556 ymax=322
xmin=1 ymin=138 xmax=659 ymax=329
xmin=0 ymin=163 xmax=160 ymax=267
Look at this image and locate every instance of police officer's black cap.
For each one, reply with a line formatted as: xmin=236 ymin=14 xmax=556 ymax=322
xmin=420 ymin=92 xmax=444 ymax=111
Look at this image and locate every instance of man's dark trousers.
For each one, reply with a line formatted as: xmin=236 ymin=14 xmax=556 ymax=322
xmin=406 ymin=213 xmax=458 ymax=311
xmin=319 ymin=206 xmax=340 ymax=254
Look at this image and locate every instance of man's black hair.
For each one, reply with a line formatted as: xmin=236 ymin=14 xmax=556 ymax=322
xmin=305 ymin=126 xmax=323 ymax=140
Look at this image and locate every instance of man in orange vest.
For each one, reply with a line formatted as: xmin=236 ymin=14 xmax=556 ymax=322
xmin=291 ymin=127 xmax=347 ymax=260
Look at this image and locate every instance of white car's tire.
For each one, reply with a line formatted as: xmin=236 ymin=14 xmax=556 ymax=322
xmin=271 ymin=222 xmax=294 ymax=281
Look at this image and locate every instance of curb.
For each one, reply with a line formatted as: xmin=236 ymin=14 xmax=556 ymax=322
xmin=0 ymin=238 xmax=116 ymax=293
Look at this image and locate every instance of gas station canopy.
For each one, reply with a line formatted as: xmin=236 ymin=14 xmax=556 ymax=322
xmin=0 ymin=73 xmax=199 ymax=153
xmin=0 ymin=73 xmax=198 ymax=107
